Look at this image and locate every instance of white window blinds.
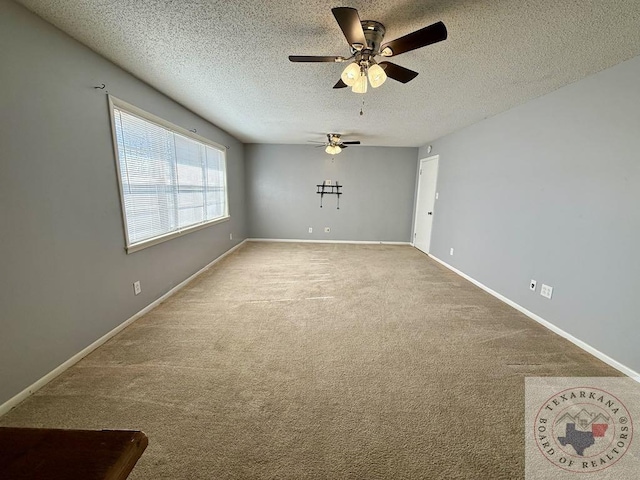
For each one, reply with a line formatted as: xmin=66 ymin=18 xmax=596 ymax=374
xmin=110 ymin=98 xmax=228 ymax=252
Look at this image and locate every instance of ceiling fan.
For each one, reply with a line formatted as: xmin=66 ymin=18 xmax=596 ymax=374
xmin=311 ymin=133 xmax=361 ymax=154
xmin=289 ymin=7 xmax=447 ymax=93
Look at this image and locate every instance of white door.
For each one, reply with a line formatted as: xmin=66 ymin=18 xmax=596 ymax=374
xmin=413 ymin=156 xmax=439 ymax=254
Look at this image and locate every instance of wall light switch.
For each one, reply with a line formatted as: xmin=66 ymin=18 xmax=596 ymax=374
xmin=530 ymin=279 xmax=537 ymax=291
xmin=308 ymin=227 xmax=313 ymax=233
xmin=540 ymin=284 xmax=553 ymax=299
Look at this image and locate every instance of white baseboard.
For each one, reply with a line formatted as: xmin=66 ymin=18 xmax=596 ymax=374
xmin=0 ymin=240 xmax=248 ymax=417
xmin=428 ymin=254 xmax=640 ymax=382
xmin=248 ymin=238 xmax=411 ymax=246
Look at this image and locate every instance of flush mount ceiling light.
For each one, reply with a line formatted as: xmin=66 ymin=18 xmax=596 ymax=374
xmin=289 ymin=7 xmax=448 ymax=93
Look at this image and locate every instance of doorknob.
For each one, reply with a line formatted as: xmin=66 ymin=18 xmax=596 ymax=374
xmin=427 ymin=211 xmax=433 ymax=215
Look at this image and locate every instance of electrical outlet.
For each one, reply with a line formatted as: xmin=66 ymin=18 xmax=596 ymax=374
xmin=229 ymin=233 xmax=233 ymax=240
xmin=308 ymin=227 xmax=313 ymax=233
xmin=530 ymin=279 xmax=537 ymax=291
xmin=450 ymin=247 xmax=454 ymax=256
xmin=133 ymin=281 xmax=141 ymax=296
xmin=435 ymin=192 xmax=439 ymax=200
xmin=540 ymin=284 xmax=553 ymax=299
xmin=324 ymin=227 xmax=331 ymax=233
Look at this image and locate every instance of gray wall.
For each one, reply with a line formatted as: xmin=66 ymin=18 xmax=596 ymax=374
xmin=0 ymin=1 xmax=247 ymax=406
xmin=423 ymin=55 xmax=640 ymax=373
xmin=245 ymin=144 xmax=418 ymax=242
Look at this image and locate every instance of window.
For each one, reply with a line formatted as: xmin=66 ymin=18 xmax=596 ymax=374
xmin=109 ymin=96 xmax=229 ymax=253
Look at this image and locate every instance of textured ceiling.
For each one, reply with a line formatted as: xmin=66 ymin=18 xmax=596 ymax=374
xmin=15 ymin=0 xmax=640 ymax=147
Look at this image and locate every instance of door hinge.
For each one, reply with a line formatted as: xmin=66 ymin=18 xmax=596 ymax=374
xmin=419 ymin=169 xmax=422 ymax=175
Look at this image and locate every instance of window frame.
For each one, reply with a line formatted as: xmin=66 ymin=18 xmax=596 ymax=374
xmin=108 ymin=95 xmax=230 ymax=254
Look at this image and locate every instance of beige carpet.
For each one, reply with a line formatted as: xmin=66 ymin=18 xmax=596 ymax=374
xmin=0 ymin=242 xmax=620 ymax=479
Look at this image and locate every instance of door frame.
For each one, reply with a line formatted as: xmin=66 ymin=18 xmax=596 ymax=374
xmin=412 ymin=155 xmax=439 ymax=253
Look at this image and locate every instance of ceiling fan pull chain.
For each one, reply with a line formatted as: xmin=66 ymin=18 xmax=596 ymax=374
xmin=360 ymin=99 xmax=365 ymax=116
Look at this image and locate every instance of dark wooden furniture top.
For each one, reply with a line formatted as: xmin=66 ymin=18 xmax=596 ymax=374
xmin=0 ymin=427 xmax=148 ymax=479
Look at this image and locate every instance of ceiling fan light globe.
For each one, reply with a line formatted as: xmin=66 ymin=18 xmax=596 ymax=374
xmin=325 ymin=145 xmax=342 ymax=155
xmin=341 ymin=62 xmax=360 ymax=87
xmin=368 ymin=63 xmax=387 ymax=88
xmin=352 ymin=73 xmax=368 ymax=94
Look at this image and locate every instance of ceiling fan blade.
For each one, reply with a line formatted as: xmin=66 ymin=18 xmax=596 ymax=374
xmin=341 ymin=141 xmax=361 ymax=145
xmin=380 ymin=21 xmax=447 ymax=57
xmin=333 ymin=79 xmax=348 ymax=89
xmin=332 ymin=7 xmax=367 ymax=49
xmin=289 ymin=55 xmax=344 ymax=62
xmin=379 ymin=62 xmax=419 ymax=83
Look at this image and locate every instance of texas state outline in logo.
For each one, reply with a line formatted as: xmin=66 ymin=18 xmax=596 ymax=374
xmin=534 ymin=386 xmax=633 ymax=472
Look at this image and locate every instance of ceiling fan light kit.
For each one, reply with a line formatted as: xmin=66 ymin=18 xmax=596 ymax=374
xmin=339 ymin=61 xmax=386 ymax=93
xmin=317 ymin=134 xmax=361 ymax=156
xmin=289 ymin=7 xmax=447 ymax=94
xmin=325 ymin=144 xmax=342 ymax=155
